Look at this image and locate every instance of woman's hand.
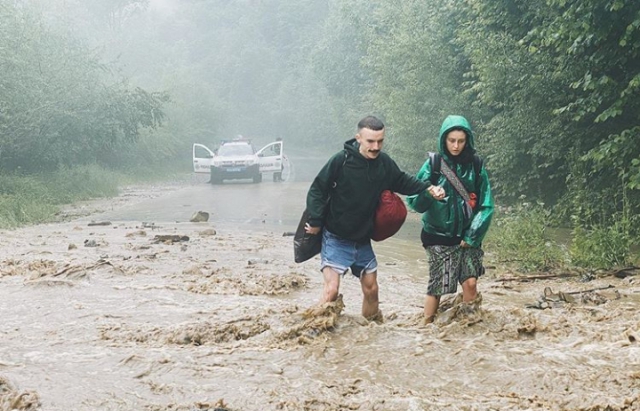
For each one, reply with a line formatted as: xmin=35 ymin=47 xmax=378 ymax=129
xmin=428 ymin=185 xmax=445 ymax=201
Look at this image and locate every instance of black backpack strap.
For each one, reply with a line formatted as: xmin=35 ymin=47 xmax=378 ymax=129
xmin=472 ymin=154 xmax=483 ymax=189
xmin=331 ymin=150 xmax=348 ymax=189
xmin=428 ymin=152 xmax=441 ymax=186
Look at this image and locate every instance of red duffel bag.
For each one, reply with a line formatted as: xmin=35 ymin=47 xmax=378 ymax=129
xmin=371 ymin=190 xmax=407 ymax=242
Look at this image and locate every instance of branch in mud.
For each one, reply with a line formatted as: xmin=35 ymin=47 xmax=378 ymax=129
xmin=52 ymin=259 xmax=121 ymax=277
xmin=496 ymin=266 xmax=639 ymax=282
xmin=496 ymin=272 xmax=579 ymax=282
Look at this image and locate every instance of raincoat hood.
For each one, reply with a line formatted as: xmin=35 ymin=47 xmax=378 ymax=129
xmin=438 ymin=115 xmax=475 ymax=160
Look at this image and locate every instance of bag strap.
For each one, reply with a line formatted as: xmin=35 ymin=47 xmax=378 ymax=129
xmin=473 ymin=155 xmax=483 ymax=184
xmin=439 ymin=159 xmax=473 ymax=204
xmin=331 ymin=150 xmax=348 ymax=189
xmin=429 ymin=152 xmax=483 ymax=192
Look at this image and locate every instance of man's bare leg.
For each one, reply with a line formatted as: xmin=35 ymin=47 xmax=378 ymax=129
xmin=461 ymin=277 xmax=478 ymax=302
xmin=321 ymin=267 xmax=341 ymax=303
xmin=360 ymin=271 xmax=379 ymax=319
xmin=424 ymin=295 xmax=441 ymax=323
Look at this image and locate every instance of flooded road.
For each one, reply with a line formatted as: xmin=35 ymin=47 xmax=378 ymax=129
xmin=1 ymin=163 xmax=639 ymax=410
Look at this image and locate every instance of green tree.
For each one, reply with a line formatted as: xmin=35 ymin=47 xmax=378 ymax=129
xmin=0 ymin=3 xmax=168 ymax=173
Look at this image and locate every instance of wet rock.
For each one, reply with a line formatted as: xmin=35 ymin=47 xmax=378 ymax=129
xmin=198 ymin=228 xmax=216 ymax=236
xmin=526 ymin=287 xmax=575 ymax=309
xmin=84 ymin=239 xmax=98 ymax=247
xmin=68 ymin=243 xmax=77 ymax=250
xmin=282 ymin=231 xmax=295 ymax=237
xmin=88 ymin=221 xmax=112 ymax=226
xmin=579 ymin=271 xmax=595 ymax=282
xmin=247 ymin=258 xmax=270 ymax=265
xmin=152 ymin=235 xmax=190 ymax=244
xmin=580 ymin=291 xmax=608 ymax=305
xmin=190 ymin=211 xmax=210 ymax=222
xmin=125 ymin=230 xmax=147 ymax=237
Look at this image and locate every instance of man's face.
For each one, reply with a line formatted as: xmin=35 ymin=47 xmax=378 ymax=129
xmin=445 ymin=130 xmax=467 ymax=157
xmin=356 ymin=127 xmax=385 ymax=160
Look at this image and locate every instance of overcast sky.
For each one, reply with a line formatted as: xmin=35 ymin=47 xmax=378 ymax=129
xmin=149 ymin=0 xmax=176 ymax=13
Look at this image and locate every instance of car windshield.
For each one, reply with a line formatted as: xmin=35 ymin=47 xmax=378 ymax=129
xmin=218 ymin=144 xmax=254 ymax=156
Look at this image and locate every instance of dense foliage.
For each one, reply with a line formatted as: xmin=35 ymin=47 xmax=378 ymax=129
xmin=0 ymin=2 xmax=168 ymax=173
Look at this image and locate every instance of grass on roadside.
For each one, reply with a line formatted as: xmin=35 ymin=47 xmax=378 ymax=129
xmin=484 ymin=200 xmax=638 ymax=272
xmin=0 ymin=163 xmax=188 ymax=229
xmin=484 ymin=201 xmax=570 ymax=273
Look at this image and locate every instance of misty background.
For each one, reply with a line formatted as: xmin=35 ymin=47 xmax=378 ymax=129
xmin=1 ymin=0 xmax=639 ymax=239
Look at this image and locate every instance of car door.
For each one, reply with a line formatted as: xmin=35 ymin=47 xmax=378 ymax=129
xmin=256 ymin=141 xmax=283 ymax=173
xmin=192 ymin=143 xmax=215 ymax=174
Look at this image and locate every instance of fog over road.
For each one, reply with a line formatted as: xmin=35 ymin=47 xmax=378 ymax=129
xmin=88 ymin=150 xmax=425 ymax=241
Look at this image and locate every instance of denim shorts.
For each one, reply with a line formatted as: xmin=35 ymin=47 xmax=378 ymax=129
xmin=320 ymin=229 xmax=377 ymax=277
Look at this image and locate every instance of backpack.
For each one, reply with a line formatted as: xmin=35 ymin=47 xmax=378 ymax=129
xmin=428 ymin=152 xmax=483 ymax=188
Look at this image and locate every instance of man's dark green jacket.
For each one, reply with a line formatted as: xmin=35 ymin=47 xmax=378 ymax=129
xmin=406 ymin=115 xmax=494 ymax=247
xmin=306 ymin=138 xmax=431 ymax=242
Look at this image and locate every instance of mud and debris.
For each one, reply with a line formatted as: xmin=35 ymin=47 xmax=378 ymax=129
xmin=1 ymin=182 xmax=639 ymax=411
xmin=0 ymin=376 xmax=40 ymax=411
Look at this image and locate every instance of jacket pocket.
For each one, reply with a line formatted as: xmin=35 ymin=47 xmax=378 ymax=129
xmin=423 ymin=201 xmax=454 ymax=236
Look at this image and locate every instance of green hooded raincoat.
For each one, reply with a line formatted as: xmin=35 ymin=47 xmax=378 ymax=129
xmin=406 ymin=115 xmax=494 ymax=247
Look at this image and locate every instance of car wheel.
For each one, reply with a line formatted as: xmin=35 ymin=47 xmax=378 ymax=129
xmin=273 ymin=172 xmax=282 ymax=182
xmin=253 ymin=173 xmax=262 ymax=183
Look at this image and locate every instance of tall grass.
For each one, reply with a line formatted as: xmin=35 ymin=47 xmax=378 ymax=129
xmin=484 ymin=200 xmax=570 ymax=272
xmin=0 ymin=163 xmax=187 ymax=229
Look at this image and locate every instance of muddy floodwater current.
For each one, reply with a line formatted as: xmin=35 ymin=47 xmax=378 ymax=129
xmin=0 ymin=173 xmax=639 ymax=411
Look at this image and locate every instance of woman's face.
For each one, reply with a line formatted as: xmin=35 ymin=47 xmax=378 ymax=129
xmin=445 ymin=130 xmax=467 ymax=157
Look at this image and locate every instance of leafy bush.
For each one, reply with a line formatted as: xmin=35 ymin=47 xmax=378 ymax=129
xmin=485 ymin=200 xmax=569 ymax=272
xmin=570 ymin=220 xmax=631 ymax=269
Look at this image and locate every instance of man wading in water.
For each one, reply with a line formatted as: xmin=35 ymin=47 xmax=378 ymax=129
xmin=304 ymin=116 xmax=441 ymax=321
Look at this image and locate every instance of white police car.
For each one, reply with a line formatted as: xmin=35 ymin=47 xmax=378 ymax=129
xmin=192 ymin=139 xmax=285 ymax=184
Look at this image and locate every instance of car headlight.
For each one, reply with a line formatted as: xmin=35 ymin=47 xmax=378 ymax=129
xmin=246 ymin=158 xmax=256 ymax=166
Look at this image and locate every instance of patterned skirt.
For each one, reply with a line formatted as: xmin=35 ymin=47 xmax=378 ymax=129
xmin=426 ymin=245 xmax=484 ymax=296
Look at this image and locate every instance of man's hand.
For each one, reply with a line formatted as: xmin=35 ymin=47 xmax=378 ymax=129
xmin=460 ymin=240 xmax=471 ymax=248
xmin=305 ymin=223 xmax=321 ymax=235
xmin=428 ymin=185 xmax=445 ymax=201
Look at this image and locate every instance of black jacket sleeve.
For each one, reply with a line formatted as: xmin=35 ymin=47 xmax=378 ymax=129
xmin=388 ymin=157 xmax=431 ymax=195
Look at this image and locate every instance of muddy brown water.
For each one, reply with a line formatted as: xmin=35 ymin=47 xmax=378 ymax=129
xmin=1 ymin=173 xmax=639 ymax=411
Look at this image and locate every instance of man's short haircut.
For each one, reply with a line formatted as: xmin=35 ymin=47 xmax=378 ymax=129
xmin=357 ymin=116 xmax=384 ymax=131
